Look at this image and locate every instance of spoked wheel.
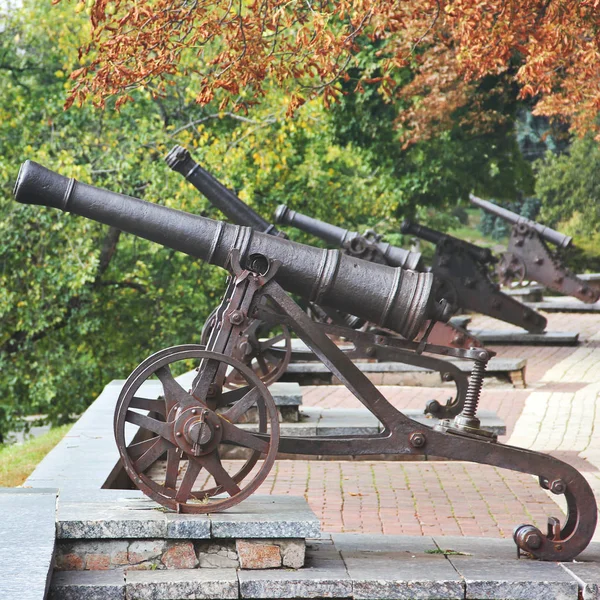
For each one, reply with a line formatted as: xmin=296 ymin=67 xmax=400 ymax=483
xmin=114 ymin=345 xmax=280 ymax=513
xmin=225 ymin=321 xmax=293 ymax=389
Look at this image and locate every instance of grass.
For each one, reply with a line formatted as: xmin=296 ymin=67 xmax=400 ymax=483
xmin=0 ymin=424 xmax=73 ymax=487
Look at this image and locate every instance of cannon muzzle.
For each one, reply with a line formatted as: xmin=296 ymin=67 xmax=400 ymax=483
xmin=165 ymin=145 xmax=282 ymax=236
xmin=469 ymin=194 xmax=572 ymax=249
xmin=401 ymin=220 xmax=495 ymax=265
xmin=275 ymin=205 xmax=422 ymax=271
xmin=14 ymin=160 xmax=448 ymax=340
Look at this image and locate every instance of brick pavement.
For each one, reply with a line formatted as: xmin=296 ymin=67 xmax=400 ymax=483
xmin=252 ymin=309 xmax=600 ymax=541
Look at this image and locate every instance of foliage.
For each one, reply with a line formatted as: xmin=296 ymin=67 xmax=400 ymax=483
xmin=478 ymin=197 xmax=541 ymax=241
xmin=534 ymin=137 xmax=600 ymax=271
xmin=0 ymin=424 xmax=72 ymax=487
xmin=0 ymin=0 xmax=527 ymax=442
xmin=57 ymin=0 xmax=600 ymax=140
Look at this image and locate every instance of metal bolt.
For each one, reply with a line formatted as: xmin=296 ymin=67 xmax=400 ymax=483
xmin=215 ymin=424 xmax=221 ymax=430
xmin=524 ymin=531 xmax=542 ymax=550
xmin=175 ymin=432 xmax=182 ymax=438
xmin=229 ymin=310 xmax=244 ymax=325
xmin=410 ymin=432 xmax=426 ymax=448
xmin=534 ymin=257 xmax=544 ymax=265
xmin=203 ymin=409 xmax=209 ymax=417
xmin=550 ymin=479 xmax=566 ymax=495
xmin=191 ymin=409 xmax=197 ymax=415
xmin=365 ymin=346 xmax=376 ymax=357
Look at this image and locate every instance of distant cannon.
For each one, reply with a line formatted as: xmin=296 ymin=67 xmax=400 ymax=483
xmin=469 ymin=195 xmax=599 ymax=303
xmin=13 ymin=159 xmax=596 ymax=562
xmin=274 ymin=204 xmax=422 ymax=271
xmin=400 ymin=219 xmax=548 ymax=333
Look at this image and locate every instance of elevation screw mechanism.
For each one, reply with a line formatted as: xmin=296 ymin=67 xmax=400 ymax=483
xmin=452 ymin=348 xmax=493 ymax=436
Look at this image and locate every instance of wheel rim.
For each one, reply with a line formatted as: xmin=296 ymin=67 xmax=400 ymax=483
xmin=114 ymin=346 xmax=280 ymax=513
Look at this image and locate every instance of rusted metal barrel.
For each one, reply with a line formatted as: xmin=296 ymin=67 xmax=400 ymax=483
xmin=401 ymin=220 xmax=495 ymax=265
xmin=14 ymin=160 xmax=448 ymax=340
xmin=469 ymin=194 xmax=572 ymax=249
xmin=275 ymin=205 xmax=422 ymax=271
xmin=165 ymin=145 xmax=282 ymax=236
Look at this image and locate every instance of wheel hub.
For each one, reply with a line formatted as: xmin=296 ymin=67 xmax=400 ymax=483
xmin=174 ymin=407 xmax=222 ymax=456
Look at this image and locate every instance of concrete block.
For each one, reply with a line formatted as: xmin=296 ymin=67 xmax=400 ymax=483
xmin=50 ymin=570 xmax=125 ymax=600
xmin=125 ymin=568 xmax=238 ymax=599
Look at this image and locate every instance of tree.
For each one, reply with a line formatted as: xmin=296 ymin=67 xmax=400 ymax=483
xmin=60 ymin=1 xmax=600 ymax=140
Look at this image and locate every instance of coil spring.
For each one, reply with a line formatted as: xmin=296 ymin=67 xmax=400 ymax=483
xmin=463 ymin=359 xmax=487 ymax=418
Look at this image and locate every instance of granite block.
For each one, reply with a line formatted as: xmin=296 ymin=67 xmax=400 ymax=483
xmin=57 ymin=501 xmax=167 ymax=539
xmin=209 ymin=495 xmax=321 ymax=539
xmin=50 ymin=570 xmax=125 ymax=600
xmin=451 ymin=558 xmax=577 ymax=600
xmin=0 ymin=488 xmax=58 ymax=600
xmin=125 ymin=568 xmax=238 ymax=599
xmin=561 ymin=563 xmax=600 ymax=599
xmin=239 ymin=542 xmax=351 ymax=598
xmin=335 ymin=534 xmax=462 ymax=600
xmin=165 ymin=513 xmax=211 ymax=539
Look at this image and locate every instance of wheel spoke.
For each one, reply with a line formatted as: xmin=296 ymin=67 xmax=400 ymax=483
xmin=202 ymin=452 xmax=241 ymax=497
xmin=221 ymin=387 xmax=261 ymax=423
xmin=129 ymin=397 xmax=166 ymax=416
xmin=217 ymin=386 xmax=251 ymax=409
xmin=220 ymin=419 xmax=271 ymax=453
xmin=155 ymin=365 xmax=197 ymax=412
xmin=175 ymin=459 xmax=202 ymax=503
xmin=125 ymin=410 xmax=171 ymax=439
xmin=259 ymin=333 xmax=286 ymax=350
xmin=128 ymin=436 xmax=160 ymax=460
xmin=164 ymin=448 xmax=181 ymax=490
xmin=133 ymin=437 xmax=173 ymax=473
xmin=257 ymin=354 xmax=270 ymax=375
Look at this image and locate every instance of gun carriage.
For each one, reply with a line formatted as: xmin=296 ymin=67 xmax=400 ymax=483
xmin=13 ymin=159 xmax=597 ymax=561
xmin=470 ymin=195 xmax=600 ymax=303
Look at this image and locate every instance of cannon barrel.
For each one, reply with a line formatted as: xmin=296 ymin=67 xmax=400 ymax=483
xmin=165 ymin=145 xmax=282 ymax=236
xmin=274 ymin=205 xmax=422 ymax=271
xmin=14 ymin=160 xmax=447 ymax=340
xmin=401 ymin=220 xmax=495 ymax=265
xmin=469 ymin=194 xmax=572 ymax=249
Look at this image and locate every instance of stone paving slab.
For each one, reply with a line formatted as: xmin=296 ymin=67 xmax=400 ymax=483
xmin=50 ymin=570 xmax=125 ymax=600
xmin=526 ymin=297 xmax=600 ymax=312
xmin=472 ymin=329 xmax=580 ymax=345
xmin=126 ymin=568 xmax=239 ymax=600
xmin=238 ymin=539 xmax=352 ymax=598
xmin=56 ymin=494 xmax=318 ymax=541
xmin=334 ymin=534 xmax=463 ymax=600
xmin=209 ymin=496 xmax=321 ymax=539
xmin=0 ymin=488 xmax=58 ymax=600
xmin=453 ymin=558 xmax=577 ymax=599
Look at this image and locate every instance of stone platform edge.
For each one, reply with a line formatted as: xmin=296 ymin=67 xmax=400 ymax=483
xmin=50 ymin=533 xmax=600 ymax=600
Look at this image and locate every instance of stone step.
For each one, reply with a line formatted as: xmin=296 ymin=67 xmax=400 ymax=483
xmin=236 ymin=407 xmax=505 ymax=437
xmin=54 ymin=493 xmax=319 ymax=572
xmin=0 ymin=487 xmax=58 ymax=600
xmin=526 ymin=297 xmax=600 ymax=312
xmin=281 ymin=357 xmax=527 ymax=388
xmin=50 ymin=533 xmax=599 ymax=599
xmin=472 ymin=329 xmax=579 ymax=345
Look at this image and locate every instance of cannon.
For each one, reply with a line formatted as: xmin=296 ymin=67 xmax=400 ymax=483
xmin=469 ymin=194 xmax=600 ymax=303
xmin=272 ymin=204 xmax=547 ymax=333
xmin=401 ymin=220 xmax=548 ymax=333
xmin=166 ymin=145 xmax=482 ymax=363
xmin=13 ymin=159 xmax=598 ymax=561
xmin=274 ymin=205 xmax=422 ymax=270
